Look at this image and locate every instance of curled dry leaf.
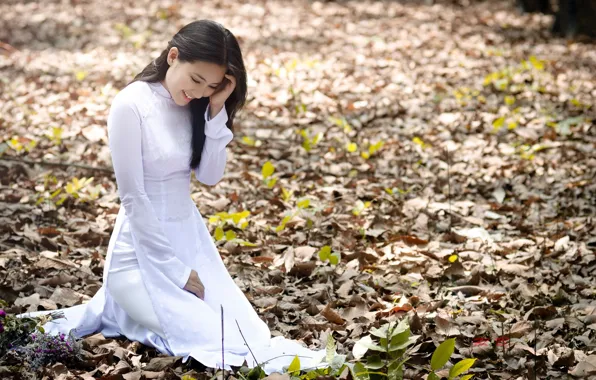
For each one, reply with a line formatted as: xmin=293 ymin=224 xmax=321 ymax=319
xmin=321 ymin=304 xmax=345 ymax=325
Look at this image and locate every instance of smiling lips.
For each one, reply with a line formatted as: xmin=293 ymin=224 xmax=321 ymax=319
xmin=183 ymin=90 xmax=193 ymax=101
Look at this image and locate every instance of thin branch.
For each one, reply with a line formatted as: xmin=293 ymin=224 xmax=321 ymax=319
xmin=446 ymin=147 xmax=452 ymax=233
xmin=0 ymin=156 xmax=114 ymax=173
xmin=235 ymin=319 xmax=259 ymax=367
xmin=221 ymin=305 xmax=225 ymax=380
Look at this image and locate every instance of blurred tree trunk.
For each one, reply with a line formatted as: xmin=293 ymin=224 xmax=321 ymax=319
xmin=517 ymin=0 xmax=553 ymax=13
xmin=518 ymin=0 xmax=596 ymax=38
xmin=554 ymin=0 xmax=596 ymax=37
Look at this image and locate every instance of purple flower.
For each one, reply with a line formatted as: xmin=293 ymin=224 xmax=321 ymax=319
xmin=0 ymin=322 xmax=4 ymax=333
xmin=0 ymin=309 xmax=6 ymax=318
xmin=31 ymin=333 xmax=37 ymax=340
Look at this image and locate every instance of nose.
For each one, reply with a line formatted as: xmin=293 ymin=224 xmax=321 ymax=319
xmin=192 ymin=84 xmax=208 ymax=99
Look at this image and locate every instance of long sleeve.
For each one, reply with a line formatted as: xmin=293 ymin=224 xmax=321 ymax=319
xmin=107 ymin=95 xmax=192 ymax=289
xmin=194 ymin=103 xmax=234 ymax=185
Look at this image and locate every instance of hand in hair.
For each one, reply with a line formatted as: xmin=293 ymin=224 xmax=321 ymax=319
xmin=209 ymin=73 xmax=236 ymax=110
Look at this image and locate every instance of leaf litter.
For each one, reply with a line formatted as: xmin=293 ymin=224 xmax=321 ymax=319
xmin=0 ymin=0 xmax=595 ymax=378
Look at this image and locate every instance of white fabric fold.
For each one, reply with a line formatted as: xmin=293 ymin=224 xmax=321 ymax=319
xmin=107 ymin=94 xmax=193 ymax=289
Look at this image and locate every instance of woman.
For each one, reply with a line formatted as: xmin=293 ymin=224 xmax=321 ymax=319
xmin=22 ymin=20 xmax=325 ymax=373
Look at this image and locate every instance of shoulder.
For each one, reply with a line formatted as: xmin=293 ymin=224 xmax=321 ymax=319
xmin=112 ymin=81 xmax=152 ymax=106
xmin=110 ymin=81 xmax=153 ymax=118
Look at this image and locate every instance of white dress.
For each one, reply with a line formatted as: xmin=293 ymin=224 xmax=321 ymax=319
xmin=21 ymin=81 xmax=326 ymax=374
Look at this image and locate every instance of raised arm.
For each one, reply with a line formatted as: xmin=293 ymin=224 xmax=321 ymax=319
xmin=107 ymin=94 xmax=192 ymax=289
xmin=193 ymin=104 xmax=234 ymax=186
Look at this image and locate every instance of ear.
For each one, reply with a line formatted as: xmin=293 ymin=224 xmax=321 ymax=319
xmin=168 ymin=47 xmax=179 ymax=65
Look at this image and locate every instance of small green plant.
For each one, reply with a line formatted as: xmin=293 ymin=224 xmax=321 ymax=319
xmin=352 ymin=200 xmax=371 ymax=216
xmin=209 ymin=210 xmax=256 ymax=247
xmin=7 ymin=136 xmax=37 ymax=153
xmin=428 ymin=338 xmax=476 ymax=380
xmin=274 ymin=197 xmax=319 ymax=233
xmin=261 ymin=161 xmax=277 ymax=189
xmin=36 ymin=175 xmax=101 ymax=206
xmin=351 ymin=318 xmax=419 ymax=379
xmin=318 ymin=246 xmax=340 ymax=266
xmin=360 ymin=141 xmax=384 ymax=159
xmin=47 ymin=127 xmax=63 ymax=145
xmin=298 ymin=128 xmax=323 ymax=152
xmin=329 ymin=116 xmax=353 ymax=134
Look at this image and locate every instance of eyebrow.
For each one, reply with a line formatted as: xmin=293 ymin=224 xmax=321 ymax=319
xmin=193 ymin=73 xmax=222 ymax=86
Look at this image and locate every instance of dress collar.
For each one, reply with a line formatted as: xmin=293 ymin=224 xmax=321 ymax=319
xmin=148 ymin=81 xmax=173 ymax=100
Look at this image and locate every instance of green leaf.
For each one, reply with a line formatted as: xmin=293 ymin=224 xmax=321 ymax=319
xmin=329 ymin=252 xmax=341 ymax=265
xmin=304 ymin=370 xmax=320 ymax=380
xmin=492 ymin=116 xmax=505 ymax=131
xmin=365 ymin=355 xmax=384 ymax=370
xmin=529 ymin=55 xmax=544 ymax=70
xmin=389 ymin=328 xmax=411 ymax=352
xmin=319 ymin=246 xmax=331 ymax=261
xmin=387 ymin=357 xmax=405 ymax=380
xmin=449 ymin=358 xmax=476 ymax=379
xmin=262 ymin=161 xmax=275 ymax=179
xmin=237 ymin=240 xmax=257 ymax=247
xmin=428 ymin=372 xmax=440 ymax=380
xmin=431 ymin=338 xmax=455 ymax=371
xmin=50 ymin=188 xmax=62 ymax=199
xmin=391 ymin=319 xmax=410 ymax=338
xmin=214 ymin=227 xmax=225 ymax=241
xmin=326 ymin=334 xmax=336 ymax=363
xmin=288 ymin=355 xmax=301 ymax=373
xmin=232 ymin=210 xmax=251 ymax=224
xmin=267 ymin=178 xmax=278 ymax=189
xmin=247 ymin=365 xmax=265 ymax=380
xmin=353 ymin=335 xmax=384 ymax=359
xmin=297 ymin=198 xmax=310 ymax=209
xmin=225 ymin=230 xmax=237 ymax=241
xmin=75 ymin=71 xmax=88 ymax=81
xmin=351 ymin=362 xmax=369 ymax=380
xmin=330 ymin=354 xmax=346 ymax=372
xmin=460 ymin=374 xmax=474 ymax=380
xmin=370 ymin=324 xmax=389 ymax=339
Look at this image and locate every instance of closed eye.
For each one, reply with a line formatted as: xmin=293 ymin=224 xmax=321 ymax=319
xmin=191 ymin=76 xmax=219 ymax=89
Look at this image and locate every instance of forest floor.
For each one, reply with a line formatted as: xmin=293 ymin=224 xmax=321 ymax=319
xmin=0 ymin=0 xmax=595 ymax=378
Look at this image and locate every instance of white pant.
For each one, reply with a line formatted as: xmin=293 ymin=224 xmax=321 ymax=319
xmin=107 ymin=269 xmax=166 ymax=339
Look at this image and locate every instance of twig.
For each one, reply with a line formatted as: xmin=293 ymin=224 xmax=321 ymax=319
xmin=533 ymin=319 xmax=538 ymax=380
xmin=235 ymin=319 xmax=260 ymax=367
xmin=261 ymin=354 xmax=317 ymax=365
xmin=221 ymin=305 xmax=225 ymax=380
xmin=0 ymin=156 xmax=114 ymax=173
xmin=446 ymin=147 xmax=452 ymax=233
xmin=0 ymin=41 xmax=18 ymax=55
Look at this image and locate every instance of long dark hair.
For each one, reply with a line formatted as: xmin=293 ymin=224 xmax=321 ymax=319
xmin=128 ymin=20 xmax=247 ymax=169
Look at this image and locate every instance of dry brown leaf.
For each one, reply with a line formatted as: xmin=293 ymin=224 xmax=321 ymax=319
xmin=143 ymin=356 xmax=181 ymax=371
xmin=49 ymin=287 xmax=88 ymax=307
xmin=320 ymin=304 xmax=345 ymax=325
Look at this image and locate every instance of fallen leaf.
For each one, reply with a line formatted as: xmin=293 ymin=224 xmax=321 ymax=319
xmin=321 ymin=304 xmax=345 ymax=325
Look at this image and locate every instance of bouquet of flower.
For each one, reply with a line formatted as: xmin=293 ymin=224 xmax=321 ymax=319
xmin=0 ymin=300 xmax=82 ymax=372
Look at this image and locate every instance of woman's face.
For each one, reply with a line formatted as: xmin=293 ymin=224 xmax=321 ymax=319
xmin=161 ymin=47 xmax=227 ymax=106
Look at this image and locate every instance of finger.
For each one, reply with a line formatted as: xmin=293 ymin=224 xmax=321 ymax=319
xmin=224 ymin=74 xmax=236 ymax=84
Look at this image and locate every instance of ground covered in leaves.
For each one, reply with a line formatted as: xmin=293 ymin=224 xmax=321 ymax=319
xmin=1 ymin=0 xmax=595 ymax=378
